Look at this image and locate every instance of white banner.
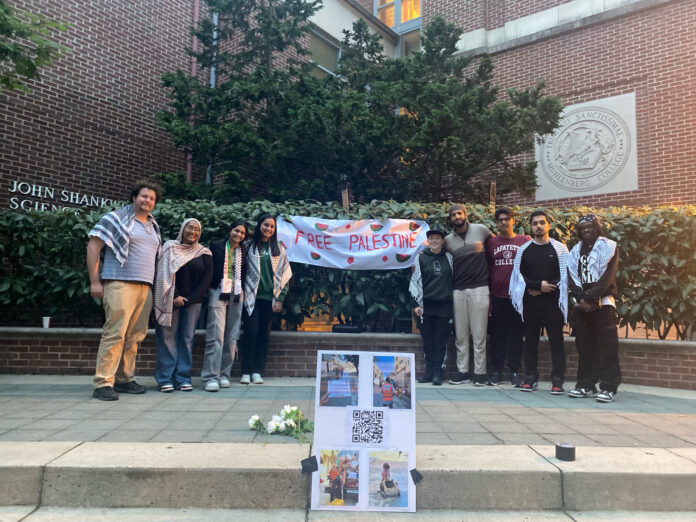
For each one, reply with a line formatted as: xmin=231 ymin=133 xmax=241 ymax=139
xmin=277 ymin=215 xmax=429 ymax=270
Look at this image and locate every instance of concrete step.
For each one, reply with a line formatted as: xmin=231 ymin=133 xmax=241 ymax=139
xmin=2 ymin=443 xmax=696 ymax=512
xmin=4 ymin=507 xmax=696 ymax=522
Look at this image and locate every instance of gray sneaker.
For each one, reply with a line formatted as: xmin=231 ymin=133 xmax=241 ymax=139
xmin=567 ymin=387 xmax=596 ymax=398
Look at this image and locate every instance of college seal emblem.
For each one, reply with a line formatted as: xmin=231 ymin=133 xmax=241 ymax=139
xmin=539 ymin=106 xmax=631 ymax=193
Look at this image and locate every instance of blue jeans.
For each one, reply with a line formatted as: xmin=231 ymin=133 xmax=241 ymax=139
xmin=201 ymin=287 xmax=243 ymax=384
xmin=155 ymin=303 xmax=202 ymax=387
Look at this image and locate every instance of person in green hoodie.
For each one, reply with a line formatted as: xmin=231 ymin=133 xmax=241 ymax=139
xmin=409 ymin=226 xmax=454 ymax=385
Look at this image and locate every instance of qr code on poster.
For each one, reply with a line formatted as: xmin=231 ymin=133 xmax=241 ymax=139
xmin=348 ymin=408 xmax=387 ymax=445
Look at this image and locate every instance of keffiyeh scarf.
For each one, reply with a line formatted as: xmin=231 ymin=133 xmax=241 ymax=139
xmin=568 ymin=237 xmax=616 ymax=297
xmin=509 ymin=238 xmax=570 ymax=323
xmin=154 ymin=218 xmax=212 ymax=326
xmin=88 ymin=203 xmax=161 ymax=266
xmin=243 ymin=241 xmax=292 ymax=315
xmin=221 ymin=242 xmax=243 ymax=299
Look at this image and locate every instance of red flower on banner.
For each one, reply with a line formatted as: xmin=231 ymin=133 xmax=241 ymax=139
xmin=347 ymin=256 xmax=355 ymax=265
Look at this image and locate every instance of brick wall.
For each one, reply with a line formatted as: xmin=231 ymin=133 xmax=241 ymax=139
xmin=0 ymin=0 xmax=192 ymax=210
xmin=1 ymin=329 xmax=695 ymax=390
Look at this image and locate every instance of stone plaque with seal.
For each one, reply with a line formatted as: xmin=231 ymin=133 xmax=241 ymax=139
xmin=535 ymin=92 xmax=638 ymax=201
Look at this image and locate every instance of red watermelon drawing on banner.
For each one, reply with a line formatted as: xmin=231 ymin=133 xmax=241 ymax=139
xmin=311 ymin=252 xmax=321 ymax=260
xmin=395 ymin=253 xmax=411 ymax=263
xmin=315 ymin=223 xmax=329 ymax=231
xmin=370 ymin=223 xmax=383 ymax=231
xmin=409 ymin=222 xmax=419 ymax=231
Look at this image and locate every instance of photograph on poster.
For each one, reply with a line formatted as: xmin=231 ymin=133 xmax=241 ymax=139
xmin=368 ymin=450 xmax=409 ymax=508
xmin=373 ymin=355 xmax=412 ymax=409
xmin=319 ymin=353 xmax=360 ymax=407
xmin=318 ymin=449 xmax=360 ymax=507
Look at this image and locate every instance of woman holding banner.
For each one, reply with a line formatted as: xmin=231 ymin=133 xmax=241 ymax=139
xmin=240 ymin=214 xmax=292 ymax=384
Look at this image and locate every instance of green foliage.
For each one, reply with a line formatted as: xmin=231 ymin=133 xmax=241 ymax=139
xmin=0 ymin=0 xmax=68 ymax=91
xmin=1 ymin=202 xmax=694 ymax=339
xmin=157 ymin=8 xmax=563 ymax=203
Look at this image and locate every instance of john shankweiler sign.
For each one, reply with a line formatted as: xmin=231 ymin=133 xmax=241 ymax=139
xmin=8 ymin=180 xmax=115 ymax=211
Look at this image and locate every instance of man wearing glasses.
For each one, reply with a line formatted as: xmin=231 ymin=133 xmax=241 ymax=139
xmin=485 ymin=207 xmax=530 ymax=387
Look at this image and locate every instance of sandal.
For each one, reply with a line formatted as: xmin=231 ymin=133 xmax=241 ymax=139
xmin=159 ymin=384 xmax=174 ymax=393
xmin=178 ymin=383 xmax=193 ymax=392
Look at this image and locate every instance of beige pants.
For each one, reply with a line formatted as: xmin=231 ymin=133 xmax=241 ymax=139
xmin=453 ymin=286 xmax=490 ymax=375
xmin=94 ymin=281 xmax=152 ymax=388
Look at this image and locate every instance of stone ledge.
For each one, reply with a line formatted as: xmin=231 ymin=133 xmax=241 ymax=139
xmin=2 ymin=442 xmax=696 ymax=511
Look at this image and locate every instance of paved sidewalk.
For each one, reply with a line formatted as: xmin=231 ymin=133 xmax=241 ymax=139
xmin=0 ymin=375 xmax=695 ymax=447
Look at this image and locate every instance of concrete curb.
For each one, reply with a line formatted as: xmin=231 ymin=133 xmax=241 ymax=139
xmin=2 ymin=443 xmax=696 ymax=511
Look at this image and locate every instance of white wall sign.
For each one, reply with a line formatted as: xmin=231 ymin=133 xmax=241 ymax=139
xmin=535 ymin=92 xmax=638 ymax=201
xmin=7 ymin=180 xmax=115 ymax=211
xmin=312 ymin=351 xmax=416 ymax=513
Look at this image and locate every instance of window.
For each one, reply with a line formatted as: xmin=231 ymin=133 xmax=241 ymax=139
xmin=309 ymin=30 xmax=340 ymax=77
xmin=376 ymin=0 xmax=420 ymax=33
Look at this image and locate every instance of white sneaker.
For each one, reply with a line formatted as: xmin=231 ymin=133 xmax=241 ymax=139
xmin=251 ymin=373 xmax=264 ymax=384
xmin=219 ymin=378 xmax=230 ymax=388
xmin=204 ymin=381 xmax=220 ymax=392
xmin=240 ymin=374 xmax=251 ymax=385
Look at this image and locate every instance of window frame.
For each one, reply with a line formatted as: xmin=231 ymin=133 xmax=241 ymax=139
xmin=375 ymin=0 xmax=421 ymax=34
xmin=308 ymin=27 xmax=342 ymax=77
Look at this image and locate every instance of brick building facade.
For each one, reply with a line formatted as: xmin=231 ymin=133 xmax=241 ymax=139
xmin=0 ymin=0 xmax=193 ymax=211
xmin=1 ymin=0 xmax=694 ymax=209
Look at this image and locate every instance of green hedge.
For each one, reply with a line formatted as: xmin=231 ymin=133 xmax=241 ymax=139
xmin=1 ymin=201 xmax=694 ymax=338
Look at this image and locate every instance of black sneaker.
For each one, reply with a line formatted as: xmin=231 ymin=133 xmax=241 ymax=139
xmin=473 ymin=373 xmax=486 ymax=386
xmin=520 ymin=377 xmax=538 ymax=392
xmin=487 ymin=371 xmax=502 ymax=386
xmin=114 ymin=381 xmax=147 ymax=394
xmin=449 ymin=372 xmax=471 ymax=385
xmin=93 ymin=386 xmax=119 ymax=401
xmin=418 ymin=370 xmax=433 ymax=384
xmin=432 ymin=370 xmax=442 ymax=386
xmin=596 ymin=390 xmax=615 ymax=403
xmin=567 ymin=387 xmax=597 ymax=398
xmin=550 ymin=379 xmax=565 ymax=396
xmin=509 ymin=372 xmax=522 ymax=388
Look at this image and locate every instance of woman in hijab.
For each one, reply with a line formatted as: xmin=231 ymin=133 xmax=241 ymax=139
xmin=201 ymin=220 xmax=248 ymax=392
xmin=239 ymin=213 xmax=292 ymax=384
xmin=154 ymin=218 xmax=213 ymax=392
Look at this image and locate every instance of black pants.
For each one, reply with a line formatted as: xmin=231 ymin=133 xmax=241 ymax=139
xmin=490 ymin=297 xmax=523 ymax=374
xmin=523 ymin=297 xmax=565 ymax=382
xmin=418 ymin=313 xmax=450 ymax=373
xmin=571 ymin=305 xmax=621 ymax=393
xmin=240 ymin=298 xmax=273 ymax=375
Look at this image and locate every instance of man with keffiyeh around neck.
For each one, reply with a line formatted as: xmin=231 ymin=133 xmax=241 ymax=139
xmin=567 ymin=214 xmax=621 ymax=403
xmin=509 ymin=209 xmax=569 ymax=395
xmin=86 ymin=180 xmax=162 ymax=401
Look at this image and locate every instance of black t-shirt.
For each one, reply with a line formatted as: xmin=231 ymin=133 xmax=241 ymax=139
xmin=520 ymin=242 xmax=560 ymax=302
xmin=174 ymin=254 xmax=213 ymax=305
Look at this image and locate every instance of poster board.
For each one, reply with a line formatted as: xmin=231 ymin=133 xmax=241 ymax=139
xmin=311 ymin=350 xmax=416 ymax=512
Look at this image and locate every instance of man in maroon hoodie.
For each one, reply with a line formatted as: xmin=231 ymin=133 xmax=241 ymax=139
xmin=485 ymin=207 xmax=530 ymax=387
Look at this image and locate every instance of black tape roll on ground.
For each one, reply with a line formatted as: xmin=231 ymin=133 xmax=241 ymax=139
xmin=556 ymin=442 xmax=576 ymax=461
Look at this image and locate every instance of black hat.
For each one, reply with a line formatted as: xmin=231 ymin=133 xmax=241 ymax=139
xmin=426 ymin=226 xmax=446 ymax=238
